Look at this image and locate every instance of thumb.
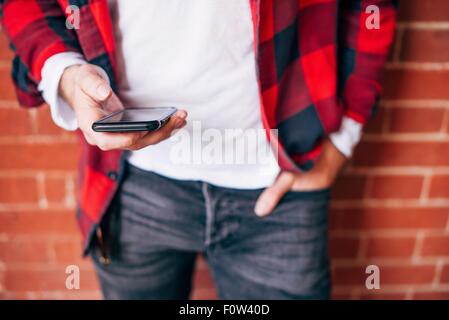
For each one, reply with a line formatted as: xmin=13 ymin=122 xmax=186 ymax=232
xmin=254 ymin=172 xmax=295 ymax=217
xmin=79 ymin=68 xmax=112 ymax=102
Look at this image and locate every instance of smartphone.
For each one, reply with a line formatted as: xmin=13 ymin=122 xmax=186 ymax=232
xmin=92 ymin=107 xmax=177 ymax=132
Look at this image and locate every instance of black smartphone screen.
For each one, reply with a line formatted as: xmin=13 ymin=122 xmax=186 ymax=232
xmin=98 ymin=107 xmax=177 ymax=123
xmin=92 ymin=107 xmax=177 ymax=132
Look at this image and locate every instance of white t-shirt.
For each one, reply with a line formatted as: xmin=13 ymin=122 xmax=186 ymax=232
xmin=38 ymin=0 xmax=362 ymax=189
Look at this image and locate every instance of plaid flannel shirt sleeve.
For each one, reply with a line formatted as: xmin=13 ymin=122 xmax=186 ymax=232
xmin=0 ymin=0 xmax=82 ymax=107
xmin=339 ymin=0 xmax=397 ymax=124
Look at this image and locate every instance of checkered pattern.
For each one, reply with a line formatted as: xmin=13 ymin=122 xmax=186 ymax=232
xmin=0 ymin=0 xmax=397 ymax=253
xmin=256 ymin=0 xmax=397 ymax=169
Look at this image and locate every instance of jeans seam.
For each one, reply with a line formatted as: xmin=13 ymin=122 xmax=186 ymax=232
xmin=202 ymin=182 xmax=214 ymax=247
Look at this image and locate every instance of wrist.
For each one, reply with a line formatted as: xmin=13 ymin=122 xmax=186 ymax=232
xmin=58 ymin=64 xmax=83 ymax=108
xmin=317 ymin=139 xmax=348 ymax=184
xmin=314 ymin=164 xmax=335 ymax=187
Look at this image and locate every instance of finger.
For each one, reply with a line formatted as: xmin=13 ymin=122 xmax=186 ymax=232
xmin=254 ymin=172 xmax=295 ymax=217
xmin=74 ymin=88 xmax=124 ymax=135
xmin=77 ymin=67 xmax=112 ymax=102
xmin=83 ymin=132 xmax=96 ymax=146
xmin=103 ymin=93 xmax=124 ymax=113
xmin=173 ymin=109 xmax=188 ymax=119
xmin=91 ymin=131 xmax=146 ymax=151
xmin=78 ymin=104 xmax=143 ymax=150
xmin=74 ymin=93 xmax=109 ymax=132
xmin=127 ymin=110 xmax=188 ymax=150
xmin=127 ymin=119 xmax=187 ymax=150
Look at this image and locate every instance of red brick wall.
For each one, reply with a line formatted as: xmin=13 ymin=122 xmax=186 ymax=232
xmin=1 ymin=0 xmax=449 ymax=300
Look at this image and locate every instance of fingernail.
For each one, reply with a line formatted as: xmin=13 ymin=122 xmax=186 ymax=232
xmin=177 ymin=111 xmax=187 ymax=120
xmin=97 ymin=84 xmax=110 ymax=100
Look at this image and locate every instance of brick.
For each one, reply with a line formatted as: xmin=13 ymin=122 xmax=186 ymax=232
xmin=45 ymin=177 xmax=67 ymax=203
xmin=0 ymin=66 xmax=17 ymax=100
xmin=59 ymin=291 xmax=102 ymax=300
xmin=388 ymin=108 xmax=445 ymax=133
xmin=35 ymin=106 xmax=67 ymax=135
xmin=441 ymin=264 xmax=449 ymax=284
xmin=0 ymin=292 xmax=16 ymax=299
xmin=429 ymin=175 xmax=449 ymax=198
xmin=334 ymin=265 xmax=435 ymax=286
xmin=4 ymin=267 xmax=99 ymax=291
xmin=398 ymin=0 xmax=449 ymax=22
xmin=412 ymin=291 xmax=449 ymax=300
xmin=353 ymin=141 xmax=449 ymax=167
xmin=331 ymin=175 xmax=367 ymax=201
xmin=192 ymin=266 xmax=215 ymax=290
xmin=360 ymin=292 xmax=407 ymax=300
xmin=0 ymin=210 xmax=79 ymax=236
xmin=0 ymin=108 xmax=33 ymax=136
xmin=3 ymin=269 xmax=68 ymax=291
xmin=331 ymin=292 xmax=353 ymax=300
xmin=330 ymin=207 xmax=449 ymax=231
xmin=0 ymin=240 xmax=51 ymax=264
xmin=196 ymin=255 xmax=208 ymax=270
xmin=20 ymin=290 xmax=102 ymax=300
xmin=191 ymin=257 xmax=217 ymax=298
xmin=191 ymin=289 xmax=218 ymax=300
xmin=331 ymin=266 xmax=364 ymax=286
xmin=0 ymin=32 xmax=13 ymax=60
xmin=52 ymin=240 xmax=89 ymax=266
xmin=383 ymin=69 xmax=449 ymax=100
xmin=401 ymin=29 xmax=449 ymax=62
xmin=365 ymin=236 xmax=416 ymax=258
xmin=368 ymin=175 xmax=424 ymax=199
xmin=364 ymin=106 xmax=387 ymax=134
xmin=421 ymin=235 xmax=449 ymax=257
xmin=329 ymin=236 xmax=360 ymax=259
xmin=0 ymin=176 xmax=39 ymax=203
xmin=0 ymin=142 xmax=79 ymax=170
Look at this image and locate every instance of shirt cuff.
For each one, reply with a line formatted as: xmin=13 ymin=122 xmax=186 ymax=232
xmin=38 ymin=52 xmax=87 ymax=131
xmin=329 ymin=116 xmax=363 ymax=158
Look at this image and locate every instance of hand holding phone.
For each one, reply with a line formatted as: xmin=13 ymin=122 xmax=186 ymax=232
xmin=59 ymin=64 xmax=187 ymax=151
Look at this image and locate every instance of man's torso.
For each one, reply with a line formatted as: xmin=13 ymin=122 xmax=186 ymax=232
xmin=109 ymin=0 xmax=280 ymax=189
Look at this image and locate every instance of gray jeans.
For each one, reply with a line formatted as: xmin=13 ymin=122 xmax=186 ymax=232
xmin=91 ymin=163 xmax=331 ymax=299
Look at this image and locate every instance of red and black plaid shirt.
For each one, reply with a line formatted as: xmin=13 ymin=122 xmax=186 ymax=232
xmin=1 ymin=0 xmax=397 ymax=255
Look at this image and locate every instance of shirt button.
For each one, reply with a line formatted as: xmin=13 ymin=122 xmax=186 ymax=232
xmin=107 ymin=171 xmax=118 ymax=181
